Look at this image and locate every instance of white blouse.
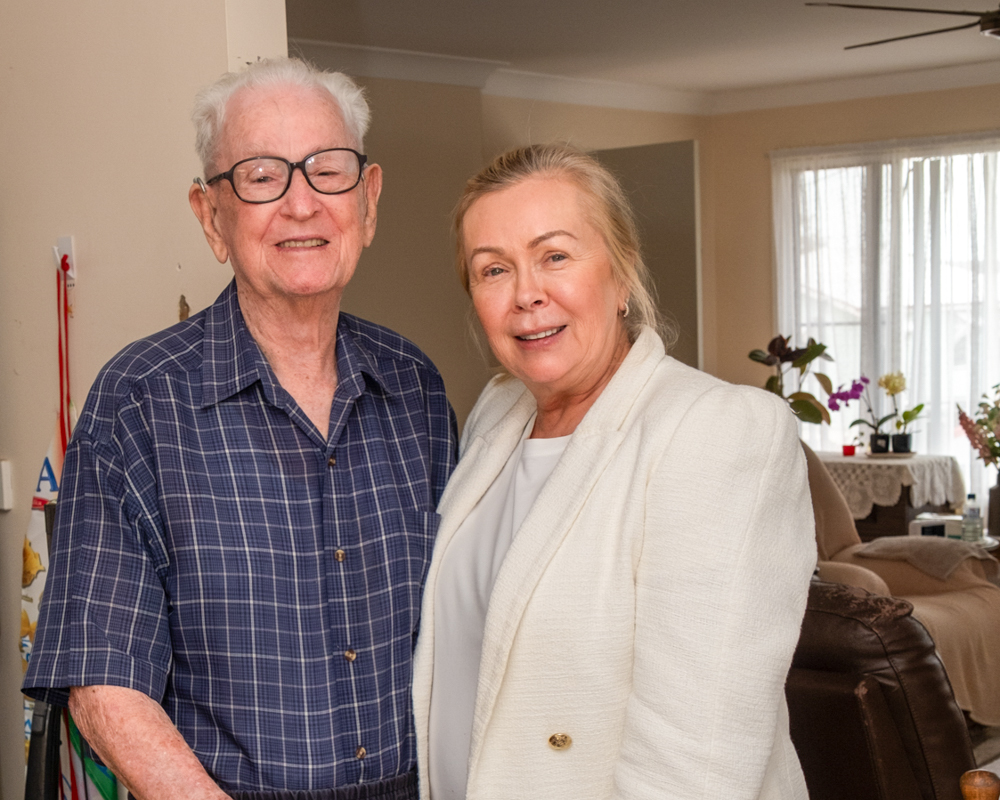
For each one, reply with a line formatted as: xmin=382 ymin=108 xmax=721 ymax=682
xmin=428 ymin=426 xmax=570 ymax=800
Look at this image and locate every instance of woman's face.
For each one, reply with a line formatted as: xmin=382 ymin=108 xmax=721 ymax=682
xmin=463 ymin=175 xmax=629 ymax=406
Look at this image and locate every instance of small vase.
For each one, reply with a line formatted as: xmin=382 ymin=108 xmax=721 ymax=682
xmin=842 ymin=444 xmax=856 ymax=456
xmin=869 ymin=433 xmax=890 ymax=453
xmin=989 ymin=477 xmax=1000 ymax=538
xmin=891 ymin=433 xmax=912 ymax=453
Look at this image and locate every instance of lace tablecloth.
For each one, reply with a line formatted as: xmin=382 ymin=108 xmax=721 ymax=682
xmin=817 ymin=453 xmax=966 ymax=520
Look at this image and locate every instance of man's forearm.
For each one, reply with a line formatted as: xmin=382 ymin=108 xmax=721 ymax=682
xmin=69 ymin=685 xmax=230 ymax=800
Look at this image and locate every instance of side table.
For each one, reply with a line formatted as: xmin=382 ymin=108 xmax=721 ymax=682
xmin=816 ymin=453 xmax=967 ymax=541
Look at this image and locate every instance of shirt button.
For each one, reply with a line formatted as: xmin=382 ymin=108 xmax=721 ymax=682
xmin=327 ymin=456 xmax=336 ymax=466
xmin=344 ymin=649 xmax=357 ymax=662
xmin=356 ymin=746 xmax=366 ymax=759
xmin=334 ymin=549 xmax=346 ymax=562
xmin=548 ymin=733 xmax=572 ymax=750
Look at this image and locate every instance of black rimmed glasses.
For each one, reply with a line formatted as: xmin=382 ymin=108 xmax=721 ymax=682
xmin=201 ymin=148 xmax=368 ymax=204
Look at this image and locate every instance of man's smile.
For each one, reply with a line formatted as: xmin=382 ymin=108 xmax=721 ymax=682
xmin=277 ymin=237 xmax=328 ymax=248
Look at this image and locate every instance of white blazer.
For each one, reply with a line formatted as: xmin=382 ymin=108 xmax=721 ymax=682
xmin=413 ymin=328 xmax=816 ymax=800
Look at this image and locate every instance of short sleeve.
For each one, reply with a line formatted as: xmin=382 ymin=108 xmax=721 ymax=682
xmin=24 ymin=423 xmax=172 ymax=707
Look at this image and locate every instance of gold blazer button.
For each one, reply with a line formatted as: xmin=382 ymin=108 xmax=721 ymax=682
xmin=548 ymin=733 xmax=572 ymax=750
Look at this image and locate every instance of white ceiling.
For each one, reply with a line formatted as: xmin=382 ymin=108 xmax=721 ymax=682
xmin=286 ymin=0 xmax=1000 ymax=112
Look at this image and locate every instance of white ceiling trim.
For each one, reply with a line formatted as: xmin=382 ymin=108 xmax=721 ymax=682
xmin=291 ymin=38 xmax=507 ymax=88
xmin=290 ymin=38 xmax=1000 ymax=116
xmin=482 ymin=69 xmax=709 ymax=115
xmin=709 ymin=60 xmax=1000 ymax=115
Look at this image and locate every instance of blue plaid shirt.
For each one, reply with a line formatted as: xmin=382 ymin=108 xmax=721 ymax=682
xmin=24 ymin=281 xmax=458 ymax=792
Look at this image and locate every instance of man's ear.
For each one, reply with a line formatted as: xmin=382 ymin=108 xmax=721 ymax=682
xmin=188 ymin=182 xmax=230 ymax=264
xmin=360 ymin=163 xmax=383 ymax=248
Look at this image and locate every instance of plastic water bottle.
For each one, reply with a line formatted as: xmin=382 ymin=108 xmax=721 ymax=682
xmin=962 ymin=493 xmax=983 ymax=543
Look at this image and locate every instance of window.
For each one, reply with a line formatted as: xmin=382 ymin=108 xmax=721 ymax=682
xmin=771 ymin=132 xmax=1000 ymax=503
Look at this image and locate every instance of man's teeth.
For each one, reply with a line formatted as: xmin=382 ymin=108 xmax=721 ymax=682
xmin=519 ymin=327 xmax=562 ymax=341
xmin=278 ymin=238 xmax=326 ymax=248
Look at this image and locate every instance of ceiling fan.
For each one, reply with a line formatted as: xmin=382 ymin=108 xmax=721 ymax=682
xmin=806 ymin=2 xmax=1000 ymax=48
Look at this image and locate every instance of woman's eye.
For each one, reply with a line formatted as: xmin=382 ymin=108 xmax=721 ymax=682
xmin=485 ymin=266 xmax=505 ymax=277
xmin=548 ymin=253 xmax=567 ymax=263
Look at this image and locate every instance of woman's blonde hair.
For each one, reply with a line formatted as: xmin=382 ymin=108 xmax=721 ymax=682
xmin=454 ymin=143 xmax=672 ymax=345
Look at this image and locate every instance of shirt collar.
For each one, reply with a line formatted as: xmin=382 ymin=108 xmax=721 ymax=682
xmin=200 ymin=281 xmax=394 ymax=408
xmin=332 ymin=317 xmax=395 ymax=401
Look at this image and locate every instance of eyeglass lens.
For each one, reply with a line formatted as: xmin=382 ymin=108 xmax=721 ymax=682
xmin=233 ymin=150 xmax=362 ymax=202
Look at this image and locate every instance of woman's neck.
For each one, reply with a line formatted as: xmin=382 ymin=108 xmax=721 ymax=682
xmin=529 ymin=336 xmax=631 ymax=439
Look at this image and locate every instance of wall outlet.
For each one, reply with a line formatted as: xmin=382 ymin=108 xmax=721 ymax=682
xmin=53 ymin=235 xmax=77 ymax=279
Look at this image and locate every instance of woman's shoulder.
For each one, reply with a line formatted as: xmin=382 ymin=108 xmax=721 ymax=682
xmin=461 ymin=374 xmax=532 ymax=447
xmin=644 ymin=355 xmax=788 ymax=415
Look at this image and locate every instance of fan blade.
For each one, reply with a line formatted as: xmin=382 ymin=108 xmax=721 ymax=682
xmin=845 ymin=19 xmax=981 ymax=47
xmin=806 ymin=3 xmax=985 ymax=18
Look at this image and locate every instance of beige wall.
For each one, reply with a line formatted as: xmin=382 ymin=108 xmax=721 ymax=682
xmin=0 ymin=2 xmax=283 ymax=797
xmin=481 ymin=94 xmax=702 ymax=160
xmin=700 ymin=84 xmax=1000 ymax=387
xmin=345 ymin=77 xmax=494 ymax=424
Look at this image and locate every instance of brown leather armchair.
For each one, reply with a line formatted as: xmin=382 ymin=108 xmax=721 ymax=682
xmin=787 ymin=580 xmax=976 ymax=800
xmin=801 ymin=442 xmax=1000 ymax=726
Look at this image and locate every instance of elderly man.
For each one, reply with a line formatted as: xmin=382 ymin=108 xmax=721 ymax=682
xmin=24 ymin=58 xmax=457 ymax=800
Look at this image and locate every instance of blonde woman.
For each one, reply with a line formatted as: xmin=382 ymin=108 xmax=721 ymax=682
xmin=413 ymin=143 xmax=815 ymax=800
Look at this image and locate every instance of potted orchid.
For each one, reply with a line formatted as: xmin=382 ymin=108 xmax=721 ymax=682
xmin=827 ymin=376 xmax=895 ymax=453
xmin=829 ymin=371 xmax=922 ymax=453
xmin=748 ymin=335 xmax=832 ymax=424
xmin=880 ymin=371 xmax=923 ymax=453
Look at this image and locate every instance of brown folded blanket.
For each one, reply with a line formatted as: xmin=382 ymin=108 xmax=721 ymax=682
xmin=856 ymin=536 xmax=1000 ymax=584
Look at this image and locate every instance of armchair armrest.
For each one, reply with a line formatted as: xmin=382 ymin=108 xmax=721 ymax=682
xmin=817 ymin=560 xmax=891 ymax=595
xmin=833 ymin=542 xmax=998 ymax=596
xmin=786 ymin=668 xmax=922 ymax=800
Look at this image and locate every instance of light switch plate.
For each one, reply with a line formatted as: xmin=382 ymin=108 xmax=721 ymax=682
xmin=0 ymin=460 xmax=12 ymax=511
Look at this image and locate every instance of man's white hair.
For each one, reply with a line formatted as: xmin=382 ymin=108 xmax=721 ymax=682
xmin=192 ymin=57 xmax=371 ymax=176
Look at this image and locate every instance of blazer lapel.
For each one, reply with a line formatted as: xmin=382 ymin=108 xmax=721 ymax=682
xmin=467 ymin=328 xmax=666 ymax=772
xmin=411 ymin=386 xmax=536 ymax=760
xmin=434 ymin=389 xmax=537 ymax=540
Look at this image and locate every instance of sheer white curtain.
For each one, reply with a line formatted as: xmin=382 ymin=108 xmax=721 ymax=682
xmin=772 ymin=132 xmax=1000 ymax=510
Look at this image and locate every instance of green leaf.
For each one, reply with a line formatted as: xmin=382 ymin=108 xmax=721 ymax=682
xmin=748 ymin=349 xmax=771 ymax=364
xmin=849 ymin=418 xmax=874 ymax=430
xmin=877 ymin=413 xmax=897 ymax=430
xmin=815 ymin=372 xmax=833 ymax=396
xmin=789 ymin=392 xmax=831 ymax=424
xmin=902 ymin=404 xmax=924 ymax=423
xmin=791 ymin=342 xmax=827 ymax=370
xmin=764 ymin=375 xmax=782 ymax=396
xmin=790 ymin=398 xmax=824 ymax=424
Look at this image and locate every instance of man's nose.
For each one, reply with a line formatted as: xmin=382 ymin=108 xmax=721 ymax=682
xmin=280 ymin=167 xmax=321 ymax=216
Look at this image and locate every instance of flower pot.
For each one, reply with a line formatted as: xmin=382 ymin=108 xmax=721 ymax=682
xmin=842 ymin=444 xmax=856 ymax=456
xmin=891 ymin=433 xmax=912 ymax=453
xmin=869 ymin=433 xmax=890 ymax=453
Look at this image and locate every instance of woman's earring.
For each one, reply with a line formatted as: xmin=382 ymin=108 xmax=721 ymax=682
xmin=620 ymin=300 xmax=630 ymax=319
